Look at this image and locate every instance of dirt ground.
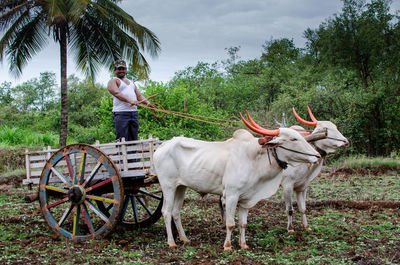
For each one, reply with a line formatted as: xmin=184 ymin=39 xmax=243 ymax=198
xmin=1 ymin=167 xmax=400 ymax=264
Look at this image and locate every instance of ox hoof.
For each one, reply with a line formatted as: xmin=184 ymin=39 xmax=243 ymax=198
xmin=241 ymin=244 xmax=250 ymax=250
xmin=168 ymin=242 xmax=177 ymax=249
xmin=305 ymin=227 xmax=312 ymax=232
xmin=288 ymin=229 xmax=295 ymax=235
xmin=182 ymin=239 xmax=191 ymax=245
xmin=224 ymin=246 xmax=233 ymax=252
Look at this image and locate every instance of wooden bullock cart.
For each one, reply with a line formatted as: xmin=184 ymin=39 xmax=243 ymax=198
xmin=23 ymin=137 xmax=164 ymax=242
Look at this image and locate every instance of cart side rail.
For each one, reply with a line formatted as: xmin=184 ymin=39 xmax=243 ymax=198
xmin=23 ymin=136 xmax=162 ymax=185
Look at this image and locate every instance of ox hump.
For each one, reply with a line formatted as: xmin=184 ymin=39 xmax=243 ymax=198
xmin=233 ymin=129 xmax=254 ymax=141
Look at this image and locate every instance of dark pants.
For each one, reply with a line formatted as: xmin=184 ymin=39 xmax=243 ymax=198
xmin=113 ymin=111 xmax=139 ymax=142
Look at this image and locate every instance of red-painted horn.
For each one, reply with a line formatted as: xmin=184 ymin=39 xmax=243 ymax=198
xmin=240 ymin=112 xmax=280 ymax=136
xmin=292 ymin=106 xmax=317 ymax=126
xmin=307 ymin=105 xmax=317 ymax=123
xmin=245 ymin=110 xmax=264 ymax=130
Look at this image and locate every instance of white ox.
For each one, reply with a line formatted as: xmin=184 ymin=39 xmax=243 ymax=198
xmin=279 ymin=106 xmax=349 ymax=233
xmin=154 ymin=113 xmax=321 ymax=251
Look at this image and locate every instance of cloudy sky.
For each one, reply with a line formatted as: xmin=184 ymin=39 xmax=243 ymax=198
xmin=1 ymin=0 xmax=399 ymax=86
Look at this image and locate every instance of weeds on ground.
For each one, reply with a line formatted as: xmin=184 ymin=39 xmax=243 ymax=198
xmin=0 ymin=172 xmax=400 ymax=264
xmin=332 ymin=155 xmax=400 ymax=169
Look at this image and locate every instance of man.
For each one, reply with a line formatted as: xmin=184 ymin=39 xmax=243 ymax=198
xmin=107 ymin=59 xmax=153 ymax=142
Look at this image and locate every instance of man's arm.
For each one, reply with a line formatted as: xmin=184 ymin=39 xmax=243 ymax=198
xmin=107 ymin=79 xmax=138 ymax=105
xmin=134 ymin=84 xmax=154 ymax=107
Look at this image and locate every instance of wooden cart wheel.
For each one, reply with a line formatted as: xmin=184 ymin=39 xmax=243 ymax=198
xmin=39 ymin=144 xmax=123 ymax=242
xmin=97 ymin=181 xmax=163 ymax=229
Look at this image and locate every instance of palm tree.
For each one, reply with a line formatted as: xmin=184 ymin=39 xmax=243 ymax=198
xmin=0 ymin=0 xmax=160 ymax=146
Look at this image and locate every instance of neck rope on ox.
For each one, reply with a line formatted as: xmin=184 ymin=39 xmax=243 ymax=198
xmin=272 ymin=148 xmax=288 ymax=169
xmin=271 ymin=146 xmax=320 ymax=170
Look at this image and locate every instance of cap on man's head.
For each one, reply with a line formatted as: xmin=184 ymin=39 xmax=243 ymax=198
xmin=114 ymin=60 xmax=127 ymax=69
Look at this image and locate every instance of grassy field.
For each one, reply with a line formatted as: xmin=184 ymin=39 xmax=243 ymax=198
xmin=0 ymin=169 xmax=399 ymax=264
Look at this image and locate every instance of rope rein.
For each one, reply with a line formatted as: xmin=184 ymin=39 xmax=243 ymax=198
xmin=136 ymin=94 xmax=241 ymax=128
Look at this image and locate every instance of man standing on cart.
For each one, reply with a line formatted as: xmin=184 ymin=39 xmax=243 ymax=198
xmin=107 ymin=59 xmax=153 ymax=142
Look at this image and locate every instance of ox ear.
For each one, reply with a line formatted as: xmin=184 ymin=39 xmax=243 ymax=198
xmin=260 ymin=136 xmax=281 ymax=148
xmin=258 ymin=136 xmax=273 ymax=145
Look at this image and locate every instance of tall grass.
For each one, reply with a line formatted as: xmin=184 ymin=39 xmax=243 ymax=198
xmin=334 ymin=155 xmax=400 ymax=169
xmin=0 ymin=125 xmax=58 ymax=148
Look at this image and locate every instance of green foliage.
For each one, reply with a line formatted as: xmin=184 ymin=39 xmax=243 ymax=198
xmin=0 ymin=147 xmax=25 ymax=174
xmin=0 ymin=1 xmax=160 ymax=79
xmin=2 ymin=172 xmax=400 ymax=264
xmin=1 ymin=0 xmax=399 ymax=158
xmin=0 ymin=81 xmax=13 ymax=106
xmin=0 ymin=0 xmax=161 ymax=146
xmin=95 ymin=94 xmax=116 ymax=143
xmin=12 ymin=72 xmax=57 ymax=111
xmin=170 ymin=61 xmax=228 ymax=110
xmin=139 ymin=81 xmax=233 ymax=141
xmin=0 ymin=125 xmax=58 ymax=147
xmin=334 ymin=155 xmax=400 ymax=169
xmin=305 ymin=0 xmax=398 ymax=87
xmin=67 ymin=76 xmax=108 ymax=128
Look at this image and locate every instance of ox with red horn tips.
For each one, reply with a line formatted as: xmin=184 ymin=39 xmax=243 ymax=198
xmin=240 ymin=111 xmax=280 ymax=136
xmin=292 ymin=105 xmax=318 ymax=126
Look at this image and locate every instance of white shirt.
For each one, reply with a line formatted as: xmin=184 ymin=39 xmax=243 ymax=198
xmin=112 ymin=78 xmax=138 ymax=112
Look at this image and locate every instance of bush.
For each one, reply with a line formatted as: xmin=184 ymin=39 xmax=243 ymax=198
xmin=0 ymin=125 xmax=58 ymax=148
xmin=0 ymin=147 xmax=25 ymax=173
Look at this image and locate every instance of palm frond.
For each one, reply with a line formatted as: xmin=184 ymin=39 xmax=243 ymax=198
xmin=67 ymin=0 xmax=90 ymax=24
xmin=0 ymin=0 xmax=30 ymax=30
xmin=7 ymin=14 xmax=47 ymax=76
xmin=129 ymin=51 xmax=150 ymax=81
xmin=0 ymin=8 xmax=31 ymax=61
xmin=90 ymin=0 xmax=161 ymax=57
xmin=1 ymin=0 xmax=27 ymax=10
xmin=70 ymin=11 xmax=120 ymax=77
xmin=44 ymin=0 xmax=68 ymax=26
xmin=2 ymin=0 xmax=160 ymax=81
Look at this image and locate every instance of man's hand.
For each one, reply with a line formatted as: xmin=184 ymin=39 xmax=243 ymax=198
xmin=147 ymin=102 xmax=155 ymax=109
xmin=130 ymin=100 xmax=139 ymax=106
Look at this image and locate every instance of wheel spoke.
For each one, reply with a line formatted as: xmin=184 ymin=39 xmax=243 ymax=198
xmin=137 ymin=196 xmax=153 ymax=216
xmin=82 ymin=161 xmax=102 ymax=188
xmin=85 ymin=178 xmax=112 ymax=193
xmin=44 ymin=185 xmax=68 ymax=194
xmin=85 ymin=200 xmax=111 ymax=225
xmin=50 ymin=167 xmax=72 ymax=187
xmin=121 ymin=196 xmax=130 ymax=221
xmin=58 ymin=203 xmax=74 ymax=226
xmin=131 ymin=196 xmax=139 ymax=223
xmin=106 ymin=203 xmax=114 ymax=212
xmin=86 ymin=194 xmax=117 ymax=204
xmin=116 ymin=187 xmax=163 ymax=228
xmin=72 ymin=205 xmax=80 ymax=237
xmin=64 ymin=154 xmax=75 ymax=183
xmin=81 ymin=204 xmax=95 ymax=236
xmin=47 ymin=197 xmax=69 ymax=209
xmin=138 ymin=189 xmax=162 ymax=200
xmin=78 ymin=152 xmax=87 ymax=185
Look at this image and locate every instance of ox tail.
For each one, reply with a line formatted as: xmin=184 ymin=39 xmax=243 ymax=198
xmin=219 ymin=196 xmax=225 ymax=223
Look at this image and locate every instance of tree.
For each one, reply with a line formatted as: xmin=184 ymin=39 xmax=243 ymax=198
xmin=304 ymin=0 xmax=398 ymax=88
xmin=13 ymin=72 xmax=57 ymax=111
xmin=303 ymin=0 xmax=400 ymax=156
xmin=0 ymin=81 xmax=12 ymax=106
xmin=0 ymin=0 xmax=160 ymax=146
